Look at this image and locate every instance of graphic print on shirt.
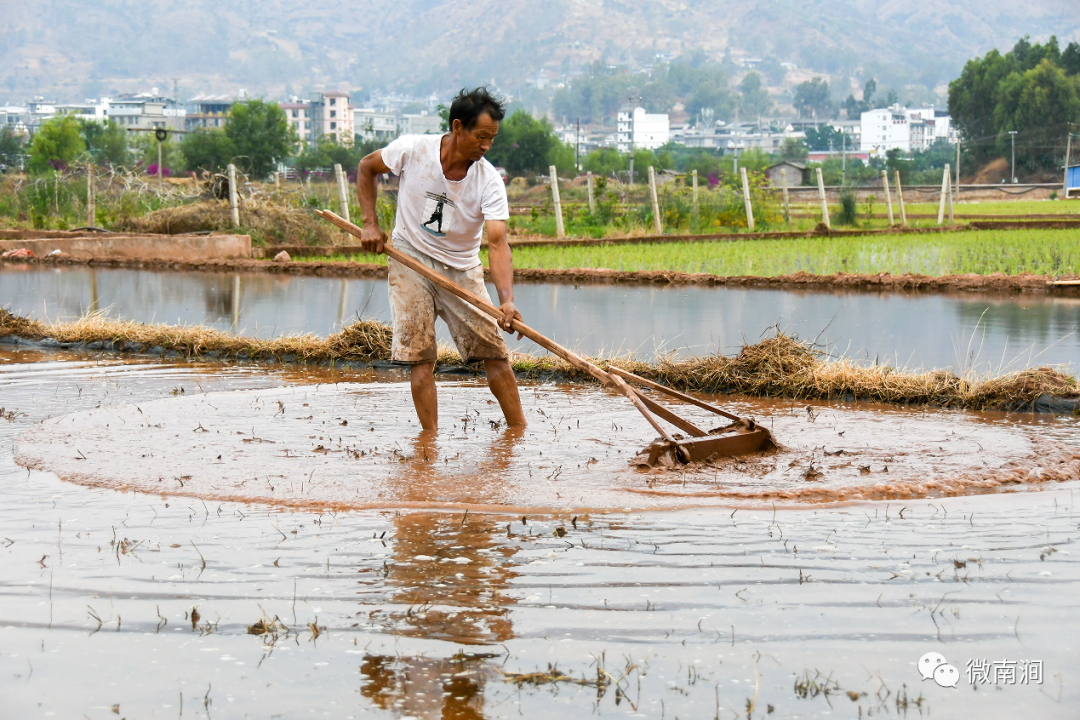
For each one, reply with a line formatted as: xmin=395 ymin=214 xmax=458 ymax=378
xmin=420 ymin=191 xmax=457 ymax=238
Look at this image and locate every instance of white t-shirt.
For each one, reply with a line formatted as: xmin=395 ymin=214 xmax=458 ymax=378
xmin=381 ymin=134 xmax=509 ymax=270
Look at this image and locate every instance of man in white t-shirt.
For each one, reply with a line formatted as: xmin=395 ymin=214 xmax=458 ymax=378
xmin=355 ymin=87 xmax=525 ymax=432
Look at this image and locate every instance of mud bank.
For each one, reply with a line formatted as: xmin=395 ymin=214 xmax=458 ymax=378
xmin=2 ymin=310 xmax=1078 ymax=413
xmin=4 ymin=254 xmax=1076 ymax=295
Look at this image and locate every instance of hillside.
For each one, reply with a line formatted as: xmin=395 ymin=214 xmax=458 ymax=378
xmin=1 ymin=0 xmax=1077 ymax=103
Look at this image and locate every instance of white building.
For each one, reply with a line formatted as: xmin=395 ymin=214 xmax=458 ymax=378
xmin=398 ymin=112 xmax=442 ymax=136
xmin=861 ymin=105 xmax=953 ymax=155
xmin=108 ymin=94 xmax=186 ymax=135
xmin=55 ymin=99 xmax=110 ymax=121
xmin=616 ymin=107 xmax=670 ymax=152
xmin=354 ymin=108 xmax=399 ymax=141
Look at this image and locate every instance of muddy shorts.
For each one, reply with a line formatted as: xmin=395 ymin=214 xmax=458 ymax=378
xmin=387 ymin=240 xmax=508 ymax=364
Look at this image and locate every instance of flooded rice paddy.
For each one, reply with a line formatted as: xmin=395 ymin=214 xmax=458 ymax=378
xmin=2 ymin=347 xmax=1079 ymax=718
xmin=2 ymin=264 xmax=1079 ymax=371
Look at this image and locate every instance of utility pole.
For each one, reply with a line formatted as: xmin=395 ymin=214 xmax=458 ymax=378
xmin=575 ymin=117 xmax=581 ymax=171
xmin=841 ymin=130 xmax=847 ymax=186
xmin=626 ymin=97 xmax=638 ymax=185
xmin=1064 ymin=125 xmax=1073 ymax=198
xmin=955 ymin=139 xmax=961 ymax=201
xmin=1009 ymin=130 xmax=1018 ymax=183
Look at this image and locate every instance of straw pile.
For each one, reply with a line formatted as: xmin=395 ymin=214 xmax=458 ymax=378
xmin=2 ymin=310 xmax=1076 ymax=411
xmin=118 ymin=200 xmax=336 ymax=245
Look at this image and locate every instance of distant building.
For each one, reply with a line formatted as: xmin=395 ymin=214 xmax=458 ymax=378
xmin=766 ymin=161 xmax=807 ymax=187
xmin=55 ymin=100 xmax=109 ymax=121
xmin=616 ymin=107 xmax=669 ymax=152
xmin=861 ymin=105 xmax=953 ymax=155
xmin=186 ymin=95 xmax=234 ymax=131
xmin=109 ymin=92 xmax=185 ymax=135
xmin=398 ymin=112 xmax=442 ymax=136
xmin=354 ymin=108 xmax=398 ymax=142
xmin=281 ymin=102 xmax=314 ymax=144
xmin=309 ymin=91 xmax=353 ymax=145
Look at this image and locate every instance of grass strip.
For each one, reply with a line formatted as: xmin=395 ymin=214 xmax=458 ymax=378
xmin=502 ymin=229 xmax=1080 ymax=277
xmin=2 ymin=310 xmax=1075 ymax=412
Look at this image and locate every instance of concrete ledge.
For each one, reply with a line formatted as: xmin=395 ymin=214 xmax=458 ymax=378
xmin=0 ymin=233 xmax=251 ymax=261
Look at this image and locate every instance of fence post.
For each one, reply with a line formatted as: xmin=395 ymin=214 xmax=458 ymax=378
xmin=274 ymin=171 xmax=280 ymax=191
xmin=549 ymin=165 xmax=565 ymax=238
xmin=781 ymin=167 xmax=790 ymax=223
xmin=648 ymin=166 xmax=663 ymax=234
xmin=86 ymin=164 xmax=95 ymax=227
xmin=816 ymin=167 xmax=830 ymax=230
xmin=586 ymin=171 xmax=596 ymax=214
xmin=335 ymin=163 xmax=351 ymax=224
xmin=740 ymin=166 xmax=755 ymax=231
xmin=894 ymin=170 xmax=907 ymax=227
xmin=937 ymin=164 xmax=950 ymax=225
xmin=947 ymin=165 xmax=955 ymax=224
xmin=227 ymin=163 xmax=240 ymax=227
xmin=882 ymin=170 xmax=894 ymax=226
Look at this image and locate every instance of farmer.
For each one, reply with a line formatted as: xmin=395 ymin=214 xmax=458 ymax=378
xmin=355 ymin=87 xmax=526 ymax=432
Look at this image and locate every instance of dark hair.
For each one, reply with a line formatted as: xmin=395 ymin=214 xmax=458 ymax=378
xmin=448 ymin=87 xmax=506 ymax=131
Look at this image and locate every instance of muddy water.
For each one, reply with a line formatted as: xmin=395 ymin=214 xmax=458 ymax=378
xmin=2 ymin=351 xmax=1079 ymax=718
xmin=3 ymin=264 xmax=1079 ymax=370
xmin=14 ymin=379 xmax=1080 ymax=510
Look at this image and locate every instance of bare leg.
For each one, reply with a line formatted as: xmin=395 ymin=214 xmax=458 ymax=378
xmin=484 ymin=358 xmax=526 ymax=427
xmin=409 ymin=361 xmax=438 ymax=431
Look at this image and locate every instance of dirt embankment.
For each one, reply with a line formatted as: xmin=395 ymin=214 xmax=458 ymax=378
xmin=4 ymin=254 xmax=1077 ymax=295
xmin=2 ymin=310 xmax=1077 ymax=413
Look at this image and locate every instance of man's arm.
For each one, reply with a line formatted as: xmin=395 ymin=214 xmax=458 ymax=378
xmin=356 ymin=151 xmax=391 ymax=253
xmin=485 ymin=220 xmax=523 ymax=337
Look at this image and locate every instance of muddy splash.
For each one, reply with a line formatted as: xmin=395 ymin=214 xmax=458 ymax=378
xmin=15 ymin=380 xmax=1079 ymax=511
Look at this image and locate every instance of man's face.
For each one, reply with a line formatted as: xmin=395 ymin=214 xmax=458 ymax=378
xmin=453 ymin=113 xmax=500 ymax=161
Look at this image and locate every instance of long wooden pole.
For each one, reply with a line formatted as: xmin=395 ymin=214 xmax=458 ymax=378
xmin=937 ymin=164 xmax=950 ymax=225
xmin=740 ymin=166 xmax=755 ymax=231
xmin=227 ymin=163 xmax=240 ymax=227
xmin=894 ymin=169 xmax=907 ymax=227
xmin=550 ymin=165 xmax=565 ymax=238
xmin=882 ymin=170 xmax=894 ymax=226
xmin=586 ymin=171 xmax=595 ymax=214
xmin=816 ymin=167 xmax=830 ymax=229
xmin=648 ymin=165 xmax=662 ymax=234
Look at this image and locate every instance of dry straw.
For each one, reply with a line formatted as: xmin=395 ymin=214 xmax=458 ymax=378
xmin=1 ymin=310 xmax=1075 ymax=411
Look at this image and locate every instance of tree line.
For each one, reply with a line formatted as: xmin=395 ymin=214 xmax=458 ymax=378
xmin=949 ymin=36 xmax=1080 ymax=172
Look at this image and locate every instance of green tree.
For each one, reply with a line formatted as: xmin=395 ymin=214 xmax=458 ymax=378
xmin=28 ymin=113 xmax=86 ymax=173
xmin=225 ymin=99 xmax=297 ymax=179
xmin=993 ymin=59 xmax=1080 ymax=168
xmin=780 ymin=137 xmax=809 ymax=162
xmin=180 ymin=129 xmax=236 ymax=174
xmin=484 ymin=110 xmax=562 ymax=175
xmin=804 ymin=124 xmax=844 ymax=151
xmin=0 ymin=125 xmax=24 ymax=168
xmin=738 ymin=73 xmax=773 ymax=117
xmin=79 ymin=120 xmax=129 ymax=167
xmin=582 ymin=147 xmax=627 ymax=177
xmin=793 ymin=78 xmax=834 ymax=119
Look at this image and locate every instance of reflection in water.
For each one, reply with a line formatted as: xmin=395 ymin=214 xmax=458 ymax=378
xmin=360 ymin=654 xmax=494 ymax=720
xmin=1 ymin=264 xmax=1078 ymax=370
